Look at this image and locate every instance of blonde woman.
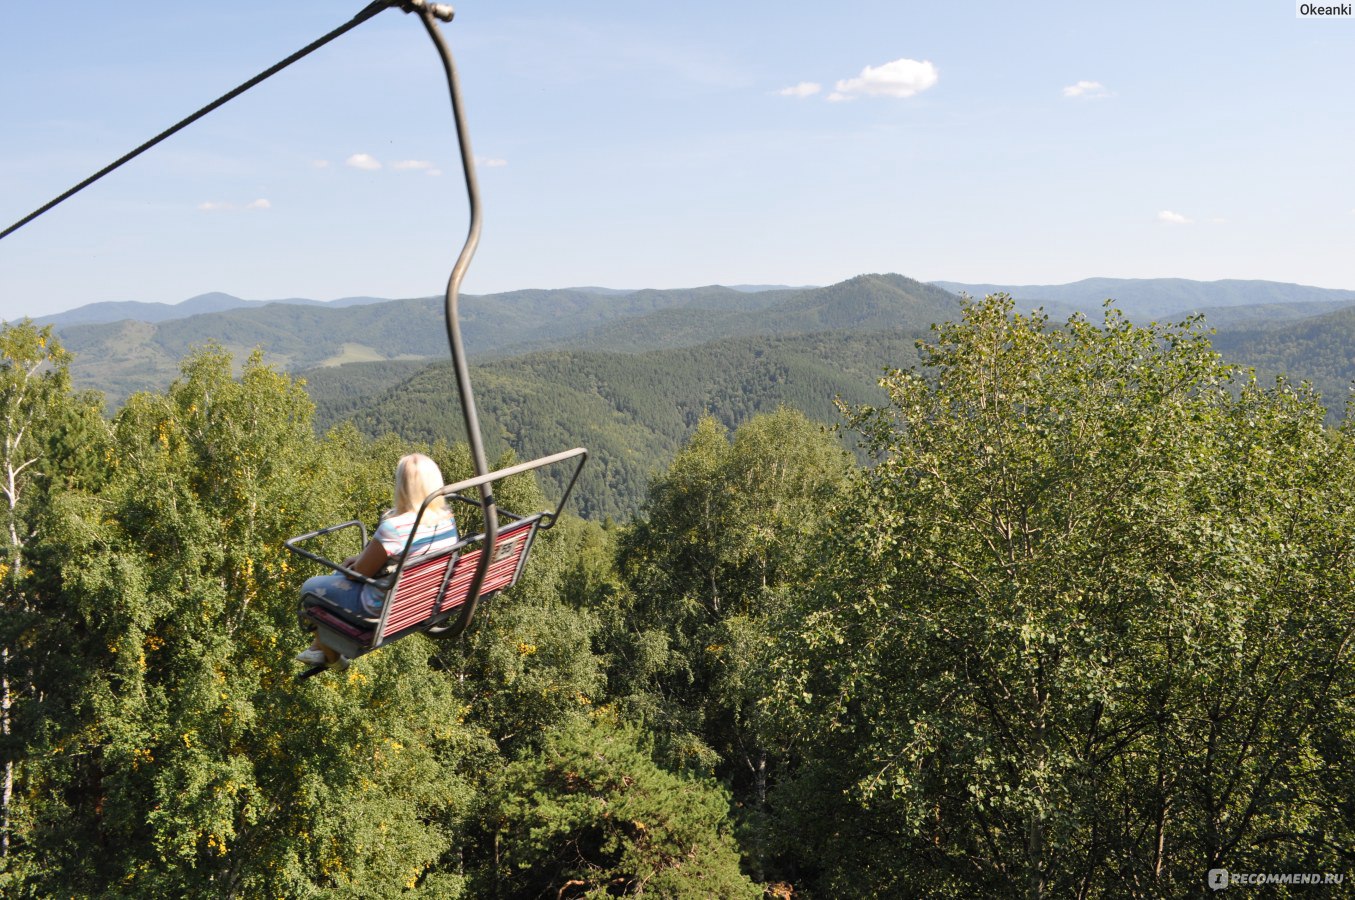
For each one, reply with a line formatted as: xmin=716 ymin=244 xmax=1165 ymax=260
xmin=296 ymin=453 xmax=460 ymax=668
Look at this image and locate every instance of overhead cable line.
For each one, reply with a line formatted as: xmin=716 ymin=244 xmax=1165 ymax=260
xmin=0 ymin=0 xmax=452 ymax=242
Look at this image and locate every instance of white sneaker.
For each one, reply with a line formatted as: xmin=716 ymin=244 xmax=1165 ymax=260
xmin=329 ymin=655 xmax=351 ymax=671
xmin=295 ymin=648 xmax=327 ymax=665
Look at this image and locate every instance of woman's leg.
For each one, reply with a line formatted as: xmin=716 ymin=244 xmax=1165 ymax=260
xmin=298 ymin=574 xmax=366 ymax=664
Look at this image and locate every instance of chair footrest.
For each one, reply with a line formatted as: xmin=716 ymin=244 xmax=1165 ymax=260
xmin=297 ymin=663 xmax=328 ymax=681
xmin=301 ymin=589 xmax=380 ymax=625
xmin=305 ymin=607 xmax=376 ymax=648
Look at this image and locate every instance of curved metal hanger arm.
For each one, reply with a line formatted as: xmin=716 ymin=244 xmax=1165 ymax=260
xmin=410 ymin=5 xmax=500 ymax=626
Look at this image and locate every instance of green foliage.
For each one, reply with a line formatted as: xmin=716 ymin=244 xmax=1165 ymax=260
xmin=771 ymin=296 xmax=1355 ymax=897
xmin=0 ymin=321 xmax=111 ymax=886
xmin=481 ymin=717 xmax=760 ymax=899
xmin=6 ymin=291 xmax=1354 ymax=899
xmin=1 ymin=338 xmax=742 ymax=898
xmin=11 ymin=346 xmax=369 ymax=895
xmin=1 ymin=344 xmax=608 ymax=896
xmin=604 ymin=409 xmax=851 ymax=880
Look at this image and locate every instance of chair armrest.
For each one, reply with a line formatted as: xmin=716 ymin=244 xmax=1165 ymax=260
xmin=284 ymin=519 xmax=382 ymax=586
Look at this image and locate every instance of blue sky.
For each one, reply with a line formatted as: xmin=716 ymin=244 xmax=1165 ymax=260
xmin=2 ymin=0 xmax=1353 ymax=319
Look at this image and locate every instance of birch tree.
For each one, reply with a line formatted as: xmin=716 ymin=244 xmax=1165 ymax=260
xmin=0 ymin=321 xmax=103 ymax=864
xmin=772 ymin=297 xmax=1355 ymax=897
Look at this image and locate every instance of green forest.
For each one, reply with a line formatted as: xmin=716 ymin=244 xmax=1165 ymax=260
xmin=0 ymin=295 xmax=1352 ymax=897
xmin=310 ymin=329 xmax=926 ymax=521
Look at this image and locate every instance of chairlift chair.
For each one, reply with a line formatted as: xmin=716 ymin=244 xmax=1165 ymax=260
xmin=286 ymin=447 xmax=586 ymax=675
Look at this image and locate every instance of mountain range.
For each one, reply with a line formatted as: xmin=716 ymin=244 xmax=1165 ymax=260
xmin=33 ymin=291 xmax=392 ymax=328
xmin=30 ymin=273 xmax=1355 ymax=517
xmin=45 ymin=274 xmax=1355 ymax=405
xmin=32 ymin=283 xmax=808 ymax=329
xmin=49 ymin=274 xmax=957 ymax=405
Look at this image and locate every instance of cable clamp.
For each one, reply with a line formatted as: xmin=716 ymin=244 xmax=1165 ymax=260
xmin=400 ymin=0 xmax=455 ymax=21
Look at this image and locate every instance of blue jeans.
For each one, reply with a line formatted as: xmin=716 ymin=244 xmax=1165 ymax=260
xmin=301 ymin=573 xmax=369 ymax=617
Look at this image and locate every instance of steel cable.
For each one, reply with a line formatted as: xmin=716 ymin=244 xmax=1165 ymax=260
xmin=0 ymin=0 xmax=400 ymax=242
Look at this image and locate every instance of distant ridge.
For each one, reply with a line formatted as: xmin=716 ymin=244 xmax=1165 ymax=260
xmin=932 ymin=277 xmax=1355 ymax=320
xmin=32 ymin=292 xmax=392 ymax=327
xmin=557 ymin=284 xmax=811 ymax=295
xmin=32 ymin=284 xmax=815 ymax=329
xmin=727 ymin=284 xmax=816 ymax=293
xmin=35 ymin=276 xmax=1355 ymax=331
xmin=557 ymin=286 xmax=634 ymax=297
xmin=490 ymin=274 xmax=958 ymax=355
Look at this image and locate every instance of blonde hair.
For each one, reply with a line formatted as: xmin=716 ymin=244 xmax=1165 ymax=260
xmin=391 ymin=453 xmax=452 ymax=522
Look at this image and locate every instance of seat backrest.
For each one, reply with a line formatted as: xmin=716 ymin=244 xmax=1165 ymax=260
xmin=379 ymin=550 xmax=459 ymax=640
xmin=436 ymin=517 xmax=537 ymax=615
xmin=372 ymin=515 xmax=541 ymax=647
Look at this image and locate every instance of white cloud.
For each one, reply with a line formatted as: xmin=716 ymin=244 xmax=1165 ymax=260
xmin=346 ymin=153 xmax=382 ymax=170
xmin=394 ymin=159 xmax=434 ymax=171
xmin=311 ymin=159 xmax=330 ymax=169
xmin=778 ymin=81 xmax=822 ymax=98
xmin=1157 ymin=210 xmax=1192 ymax=225
xmin=827 ymin=58 xmax=938 ymax=101
xmin=476 ymin=157 xmax=508 ymax=168
xmin=1063 ymin=80 xmax=1110 ymax=99
xmin=428 ymin=169 xmax=443 ymax=177
xmin=197 ymin=199 xmax=272 ymax=212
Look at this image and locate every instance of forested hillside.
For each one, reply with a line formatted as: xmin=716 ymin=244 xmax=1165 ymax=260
xmin=305 ymin=280 xmax=1355 ymax=517
xmin=321 ymin=329 xmax=923 ymax=520
xmin=2 ymin=300 xmax=1349 ymax=897
xmin=52 ymin=275 xmax=1355 ymax=431
xmin=1211 ymin=304 xmax=1355 ymax=420
xmin=53 ymin=284 xmax=803 ymax=406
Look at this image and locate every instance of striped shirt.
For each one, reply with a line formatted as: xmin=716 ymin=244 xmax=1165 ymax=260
xmin=359 ymin=510 xmax=460 ymax=614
